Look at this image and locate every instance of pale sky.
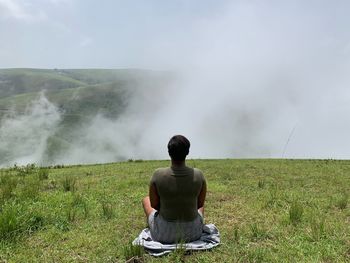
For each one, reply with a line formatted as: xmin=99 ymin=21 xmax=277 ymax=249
xmin=1 ymin=0 xmax=349 ymax=69
xmin=0 ymin=0 xmax=230 ymax=68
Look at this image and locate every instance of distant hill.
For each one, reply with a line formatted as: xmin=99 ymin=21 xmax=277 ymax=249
xmin=0 ymin=68 xmax=171 ymax=113
xmin=0 ymin=68 xmax=173 ymax=166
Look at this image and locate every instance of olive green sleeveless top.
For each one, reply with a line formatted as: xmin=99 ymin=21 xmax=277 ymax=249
xmin=150 ymin=165 xmax=206 ymax=222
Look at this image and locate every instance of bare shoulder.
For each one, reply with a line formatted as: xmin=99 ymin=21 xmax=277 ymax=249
xmin=193 ymin=167 xmax=203 ymax=174
xmin=193 ymin=168 xmax=205 ymax=180
xmin=153 ymin=167 xmax=171 ymax=176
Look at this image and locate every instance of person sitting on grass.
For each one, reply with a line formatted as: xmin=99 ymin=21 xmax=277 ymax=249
xmin=142 ymin=135 xmax=207 ymax=244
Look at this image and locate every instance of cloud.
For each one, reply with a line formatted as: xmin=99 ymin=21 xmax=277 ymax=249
xmin=0 ymin=0 xmax=47 ymax=22
xmin=49 ymin=0 xmax=73 ymax=4
xmin=79 ymin=36 xmax=93 ymax=47
xmin=0 ymin=93 xmax=61 ymax=167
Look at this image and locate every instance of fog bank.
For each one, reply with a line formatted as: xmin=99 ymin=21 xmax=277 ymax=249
xmin=1 ymin=1 xmax=350 ymax=166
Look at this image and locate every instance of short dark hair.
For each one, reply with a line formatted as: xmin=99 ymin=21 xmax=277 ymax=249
xmin=168 ymin=135 xmax=190 ymax=161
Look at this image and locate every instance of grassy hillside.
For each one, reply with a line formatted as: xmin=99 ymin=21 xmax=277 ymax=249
xmin=0 ymin=68 xmax=170 ymax=114
xmin=0 ymin=159 xmax=349 ymax=262
xmin=0 ymin=69 xmax=85 ymax=98
xmin=0 ymin=68 xmax=173 ymax=165
xmin=0 ymin=68 xmax=169 ymax=98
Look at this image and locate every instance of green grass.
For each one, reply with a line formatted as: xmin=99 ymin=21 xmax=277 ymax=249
xmin=61 ymin=175 xmax=76 ymax=192
xmin=289 ymin=201 xmax=304 ymax=226
xmin=0 ymin=159 xmax=349 ymax=262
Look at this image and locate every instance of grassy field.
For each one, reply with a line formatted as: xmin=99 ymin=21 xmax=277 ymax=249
xmin=0 ymin=159 xmax=349 ymax=262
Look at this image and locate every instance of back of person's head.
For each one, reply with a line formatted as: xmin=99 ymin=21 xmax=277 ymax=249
xmin=168 ymin=135 xmax=190 ymax=161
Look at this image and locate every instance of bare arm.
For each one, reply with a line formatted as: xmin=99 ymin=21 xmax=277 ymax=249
xmin=197 ymin=180 xmax=207 ymax=216
xmin=149 ymin=183 xmax=160 ymax=210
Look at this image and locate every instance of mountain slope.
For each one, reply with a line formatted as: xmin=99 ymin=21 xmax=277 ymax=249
xmin=0 ymin=68 xmax=173 ymax=166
